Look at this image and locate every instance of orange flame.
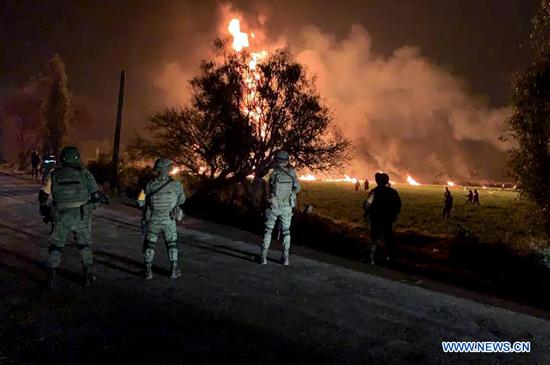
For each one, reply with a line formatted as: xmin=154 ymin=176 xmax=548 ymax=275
xmin=406 ymin=175 xmax=421 ymax=186
xmin=227 ymin=19 xmax=249 ymax=52
xmin=299 ymin=174 xmax=317 ymax=181
xmin=169 ymin=166 xmax=180 ymax=176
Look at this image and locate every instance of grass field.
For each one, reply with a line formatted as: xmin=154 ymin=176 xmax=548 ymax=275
xmin=297 ymin=182 xmax=546 ymax=252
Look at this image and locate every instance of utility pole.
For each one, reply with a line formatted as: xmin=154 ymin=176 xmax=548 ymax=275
xmin=111 ymin=70 xmax=125 ymax=192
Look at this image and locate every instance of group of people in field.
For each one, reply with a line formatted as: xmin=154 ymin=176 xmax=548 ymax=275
xmin=442 ymin=187 xmax=481 ymax=219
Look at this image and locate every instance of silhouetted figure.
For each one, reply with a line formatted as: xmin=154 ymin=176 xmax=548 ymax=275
xmin=473 ymin=189 xmax=480 ymax=205
xmin=443 ymin=187 xmax=453 ymax=219
xmin=30 ymin=150 xmax=40 ymax=179
xmin=363 ymin=172 xmax=401 ymax=264
xmin=364 ymin=178 xmax=369 ymax=191
xmin=466 ymin=189 xmax=474 ymax=204
xmin=354 ymin=180 xmax=360 ymax=191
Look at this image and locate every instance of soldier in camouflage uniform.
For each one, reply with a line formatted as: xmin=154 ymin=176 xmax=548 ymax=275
xmin=259 ymin=150 xmax=301 ymax=266
xmin=38 ymin=146 xmax=103 ymax=288
xmin=137 ymin=158 xmax=185 ymax=280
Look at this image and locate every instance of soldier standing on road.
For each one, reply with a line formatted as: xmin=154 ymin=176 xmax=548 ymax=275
xmin=38 ymin=146 xmax=103 ymax=289
xmin=442 ymin=187 xmax=453 ymax=219
xmin=137 ymin=158 xmax=185 ymax=280
xmin=363 ymin=172 xmax=401 ymax=265
xmin=259 ymin=150 xmax=301 ymax=266
xmin=30 ymin=149 xmax=41 ymax=179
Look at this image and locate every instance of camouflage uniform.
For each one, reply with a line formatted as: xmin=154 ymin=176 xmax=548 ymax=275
xmin=137 ymin=158 xmax=185 ymax=279
xmin=260 ymin=151 xmax=301 ymax=266
xmin=39 ymin=146 xmax=101 ymax=288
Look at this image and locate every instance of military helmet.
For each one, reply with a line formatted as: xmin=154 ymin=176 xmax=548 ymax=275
xmin=275 ymin=150 xmax=289 ymax=161
xmin=60 ymin=146 xmax=81 ymax=166
xmin=153 ymin=157 xmax=173 ymax=173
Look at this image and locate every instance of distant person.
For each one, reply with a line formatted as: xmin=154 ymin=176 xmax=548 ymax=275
xmin=30 ymin=149 xmax=41 ymax=179
xmin=466 ymin=189 xmax=474 ymax=204
xmin=362 ymin=172 xmax=401 ymax=265
xmin=442 ymin=187 xmax=453 ymax=219
xmin=473 ymin=189 xmax=480 ymax=205
xmin=364 ymin=178 xmax=369 ymax=191
xmin=354 ymin=180 xmax=360 ymax=191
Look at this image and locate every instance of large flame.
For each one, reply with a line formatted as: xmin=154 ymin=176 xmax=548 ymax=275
xmin=227 ymin=19 xmax=249 ymax=52
xmin=299 ymin=174 xmax=317 ymax=181
xmin=406 ymin=175 xmax=421 ymax=186
xmin=227 ymin=18 xmax=270 ymax=140
xmin=447 ymin=181 xmax=455 ymax=187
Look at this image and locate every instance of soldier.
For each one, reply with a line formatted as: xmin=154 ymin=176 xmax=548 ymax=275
xmin=38 ymin=146 xmax=103 ymax=289
xmin=364 ymin=178 xmax=369 ymax=191
xmin=363 ymin=172 xmax=401 ymax=265
xmin=259 ymin=150 xmax=301 ymax=266
xmin=137 ymin=158 xmax=185 ymax=280
xmin=442 ymin=187 xmax=453 ymax=219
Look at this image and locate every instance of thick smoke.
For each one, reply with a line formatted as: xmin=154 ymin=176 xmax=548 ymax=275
xmin=152 ymin=4 xmax=511 ymax=182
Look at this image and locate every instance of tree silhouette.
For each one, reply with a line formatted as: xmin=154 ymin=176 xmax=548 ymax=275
xmin=507 ymin=0 xmax=550 ymax=232
xmin=130 ymin=41 xmax=351 ymax=186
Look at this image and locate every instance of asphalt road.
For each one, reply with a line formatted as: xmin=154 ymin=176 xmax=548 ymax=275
xmin=0 ymin=172 xmax=548 ymax=365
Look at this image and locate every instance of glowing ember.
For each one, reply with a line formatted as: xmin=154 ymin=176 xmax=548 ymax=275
xmin=447 ymin=181 xmax=455 ymax=187
xmin=169 ymin=166 xmax=180 ymax=176
xmin=299 ymin=174 xmax=317 ymax=181
xmin=406 ymin=175 xmax=421 ymax=186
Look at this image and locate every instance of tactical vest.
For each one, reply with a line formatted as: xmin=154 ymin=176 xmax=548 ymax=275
xmin=51 ymin=167 xmax=89 ymax=210
xmin=147 ymin=179 xmax=178 ymax=214
xmin=272 ymin=168 xmax=295 ymax=207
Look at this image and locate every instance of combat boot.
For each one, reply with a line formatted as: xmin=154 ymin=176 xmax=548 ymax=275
xmin=144 ymin=263 xmax=153 ymax=280
xmin=281 ymin=250 xmax=290 ymax=266
xmin=83 ymin=266 xmax=96 ymax=287
xmin=170 ymin=261 xmax=181 ymax=279
xmin=47 ymin=268 xmax=56 ymax=289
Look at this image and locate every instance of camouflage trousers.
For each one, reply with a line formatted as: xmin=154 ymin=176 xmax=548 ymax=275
xmin=47 ymin=211 xmax=93 ymax=269
xmin=143 ymin=217 xmax=179 ymax=263
xmin=262 ymin=205 xmax=293 ymax=252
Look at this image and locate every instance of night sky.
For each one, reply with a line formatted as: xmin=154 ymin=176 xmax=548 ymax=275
xmin=0 ymin=0 xmax=540 ymax=179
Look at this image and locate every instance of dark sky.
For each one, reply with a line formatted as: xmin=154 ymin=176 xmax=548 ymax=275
xmin=0 ymin=0 xmax=539 ymax=167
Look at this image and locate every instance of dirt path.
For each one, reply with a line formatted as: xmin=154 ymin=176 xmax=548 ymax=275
xmin=0 ymin=173 xmax=548 ymax=365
